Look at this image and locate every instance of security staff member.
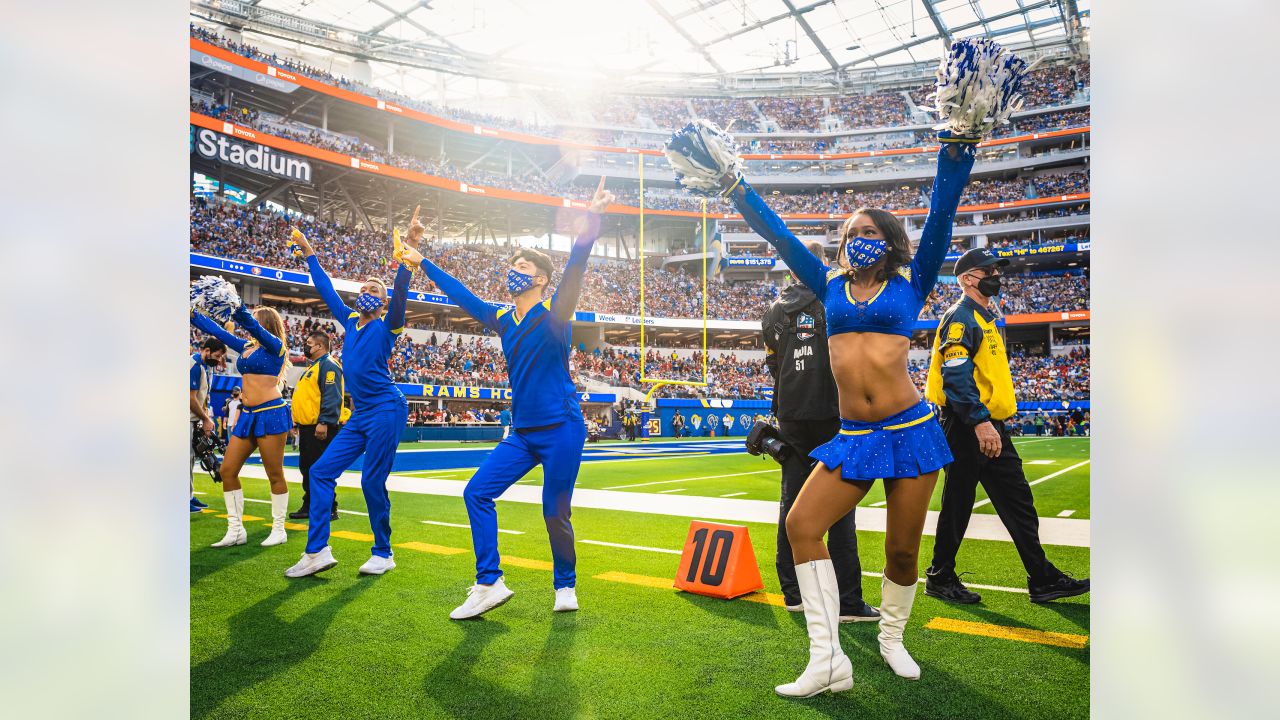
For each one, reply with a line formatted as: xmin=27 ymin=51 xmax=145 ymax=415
xmin=290 ymin=331 xmax=347 ymax=521
xmin=763 ymin=241 xmax=878 ymax=622
xmin=924 ymin=248 xmax=1090 ymax=604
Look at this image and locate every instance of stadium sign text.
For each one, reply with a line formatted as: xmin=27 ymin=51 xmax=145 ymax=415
xmin=192 ymin=128 xmax=312 ymax=183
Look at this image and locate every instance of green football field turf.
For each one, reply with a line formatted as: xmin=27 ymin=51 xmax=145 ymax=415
xmin=191 ymin=438 xmax=1089 ymax=719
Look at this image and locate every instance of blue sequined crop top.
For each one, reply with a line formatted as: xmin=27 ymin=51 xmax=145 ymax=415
xmin=190 ymin=306 xmax=286 ymax=376
xmin=729 ymin=142 xmax=975 ymax=339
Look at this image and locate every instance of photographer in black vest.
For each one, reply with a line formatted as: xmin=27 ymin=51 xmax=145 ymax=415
xmin=761 ymin=241 xmax=878 ymax=621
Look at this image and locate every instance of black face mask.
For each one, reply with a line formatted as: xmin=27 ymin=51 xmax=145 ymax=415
xmin=976 ymin=274 xmax=1002 ymax=297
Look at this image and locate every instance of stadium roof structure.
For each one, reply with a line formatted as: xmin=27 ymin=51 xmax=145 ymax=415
xmin=191 ymin=0 xmax=1089 ymax=94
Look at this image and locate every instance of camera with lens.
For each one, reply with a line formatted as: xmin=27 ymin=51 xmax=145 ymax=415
xmin=745 ymin=420 xmax=790 ymax=464
xmin=191 ymin=423 xmax=226 ymax=483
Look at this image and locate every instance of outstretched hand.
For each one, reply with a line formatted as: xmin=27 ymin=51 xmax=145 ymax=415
xmin=289 ymin=227 xmax=316 ymax=258
xmin=407 ymin=204 xmax=425 ymax=242
xmin=587 ymin=177 xmax=615 ymax=215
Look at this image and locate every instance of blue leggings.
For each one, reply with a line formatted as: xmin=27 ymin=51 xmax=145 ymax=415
xmin=306 ymin=401 xmax=408 ymax=558
xmin=464 ymin=420 xmax=586 ymax=589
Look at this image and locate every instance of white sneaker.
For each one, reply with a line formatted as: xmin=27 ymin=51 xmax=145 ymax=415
xmin=553 ymin=587 xmax=579 ymax=612
xmin=359 ymin=554 xmax=396 ymax=575
xmin=449 ymin=578 xmax=515 ymax=620
xmin=785 ymin=603 xmax=803 ymax=613
xmin=284 ymin=546 xmax=338 ymax=578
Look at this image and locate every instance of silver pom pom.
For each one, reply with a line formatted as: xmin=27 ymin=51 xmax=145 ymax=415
xmin=190 ymin=275 xmax=242 ymax=324
xmin=925 ymin=38 xmax=1034 ymax=139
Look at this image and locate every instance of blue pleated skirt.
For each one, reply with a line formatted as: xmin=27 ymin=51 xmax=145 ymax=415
xmin=809 ymin=401 xmax=953 ymax=482
xmin=232 ymin=399 xmax=293 ymax=439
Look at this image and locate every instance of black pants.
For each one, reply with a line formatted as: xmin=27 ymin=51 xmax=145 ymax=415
xmin=297 ymin=423 xmax=338 ymax=513
xmin=775 ymin=417 xmax=864 ymax=611
xmin=931 ymin=411 xmax=1058 ymax=583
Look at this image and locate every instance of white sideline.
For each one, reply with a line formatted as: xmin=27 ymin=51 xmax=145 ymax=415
xmin=422 ymin=520 xmax=523 ymax=535
xmin=580 ymin=539 xmax=683 ymax=555
xmin=604 ymin=469 xmax=774 ymax=490
xmin=972 ymin=460 xmax=1090 ymax=509
xmin=233 ymin=465 xmax=1090 ymax=548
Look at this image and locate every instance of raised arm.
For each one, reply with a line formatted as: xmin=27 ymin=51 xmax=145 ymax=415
xmin=191 ymin=311 xmax=246 ymax=353
xmin=231 ymin=305 xmax=283 ymax=355
xmin=725 ymin=178 xmax=829 ymax=295
xmin=417 ymin=258 xmax=500 ymax=332
xmin=910 ymin=134 xmax=977 ymax=300
xmin=291 ymin=228 xmax=354 ymax=320
xmin=551 ymin=180 xmax=612 ymax=322
xmin=385 ymin=262 xmax=413 ymax=335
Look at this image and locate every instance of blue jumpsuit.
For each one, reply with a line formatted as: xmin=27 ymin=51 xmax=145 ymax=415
xmin=420 ymin=214 xmax=600 ymax=589
xmin=304 ymin=256 xmax=412 ymax=559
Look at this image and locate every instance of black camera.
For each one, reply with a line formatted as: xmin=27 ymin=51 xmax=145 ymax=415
xmin=745 ymin=421 xmax=790 ymax=464
xmin=191 ymin=423 xmax=226 ymax=483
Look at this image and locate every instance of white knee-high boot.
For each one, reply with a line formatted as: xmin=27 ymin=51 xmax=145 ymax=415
xmin=775 ymin=559 xmax=854 ymax=698
xmin=878 ymin=574 xmax=922 ymax=679
xmin=211 ymin=489 xmax=247 ymax=547
xmin=261 ymin=491 xmax=289 ymax=546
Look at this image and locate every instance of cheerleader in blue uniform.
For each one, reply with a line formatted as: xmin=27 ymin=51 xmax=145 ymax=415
xmin=729 ymin=141 xmax=971 ymax=693
xmin=190 ymin=304 xmax=293 ymax=547
xmin=399 ymin=179 xmax=613 ymax=618
xmin=666 ymin=40 xmax=1028 ymax=697
xmin=283 ymin=223 xmax=412 ymax=578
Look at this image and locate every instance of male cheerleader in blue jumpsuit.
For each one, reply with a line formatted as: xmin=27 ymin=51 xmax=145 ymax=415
xmin=400 ymin=179 xmax=613 ymax=617
xmin=284 ymin=220 xmax=413 ymax=578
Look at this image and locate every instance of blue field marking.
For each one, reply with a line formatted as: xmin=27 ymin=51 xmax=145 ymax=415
xmin=252 ymin=439 xmax=748 ymax=472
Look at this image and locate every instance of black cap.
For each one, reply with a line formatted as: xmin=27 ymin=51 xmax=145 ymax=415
xmin=954 ymin=248 xmax=1010 ymax=276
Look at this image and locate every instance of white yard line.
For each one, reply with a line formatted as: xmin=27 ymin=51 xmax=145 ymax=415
xmin=421 ymin=519 xmax=522 ymax=535
xmin=1058 ymin=510 xmax=1076 ymax=517
xmin=973 ymin=460 xmax=1090 ymax=509
xmin=580 ymin=539 xmax=682 ymax=555
xmin=604 ymin=469 xmax=774 ymax=490
xmin=860 ymin=570 xmax=1029 ymax=595
xmin=338 ymin=509 xmax=369 ymax=516
xmin=869 ymin=501 xmax=887 ymax=508
xmin=720 ymin=492 xmax=748 ymax=498
xmin=1026 ymin=459 xmax=1056 ymax=465
xmin=657 ymin=488 xmax=687 ymax=494
xmin=231 ymin=464 xmax=1090 ymax=547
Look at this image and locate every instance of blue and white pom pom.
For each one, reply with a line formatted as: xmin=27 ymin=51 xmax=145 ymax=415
xmin=663 ymin=120 xmax=742 ymax=196
xmin=190 ymin=275 xmax=242 ymax=324
xmin=926 ymin=38 xmax=1033 ymax=139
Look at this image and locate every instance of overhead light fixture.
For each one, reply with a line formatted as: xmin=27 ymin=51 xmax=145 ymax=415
xmin=846 ymin=44 xmax=860 ymax=51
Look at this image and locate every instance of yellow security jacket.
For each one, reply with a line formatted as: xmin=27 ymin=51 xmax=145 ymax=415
xmin=292 ymin=353 xmax=345 ymax=425
xmin=925 ymin=296 xmax=1017 ymax=423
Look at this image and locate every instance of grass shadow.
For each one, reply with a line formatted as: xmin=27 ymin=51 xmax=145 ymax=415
xmin=943 ymin=604 xmax=1090 ymax=663
xmin=190 ymin=536 xmax=277 ymax=585
xmin=421 ymin=618 xmax=582 ymax=719
xmin=675 ymin=591 xmax=782 ymax=629
xmin=191 ymin=578 xmax=372 ymax=718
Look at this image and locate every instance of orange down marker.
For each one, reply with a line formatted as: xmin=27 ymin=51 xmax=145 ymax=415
xmin=673 ymin=521 xmax=764 ymax=599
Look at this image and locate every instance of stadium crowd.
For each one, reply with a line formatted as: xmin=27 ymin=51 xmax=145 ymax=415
xmin=191 ymin=26 xmax=1090 ymax=150
xmin=191 ymin=198 xmax=1091 ymax=321
xmin=191 ymin=94 xmax=1089 ymax=216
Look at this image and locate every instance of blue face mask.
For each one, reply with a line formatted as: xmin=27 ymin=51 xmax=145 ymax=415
xmin=356 ymin=292 xmax=384 ymax=313
xmin=844 ymin=236 xmax=887 ymax=269
xmin=507 ymin=268 xmax=537 ymax=296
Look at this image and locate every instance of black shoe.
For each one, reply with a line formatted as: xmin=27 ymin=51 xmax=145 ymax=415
xmin=330 ymin=509 xmax=340 ymax=521
xmin=1029 ymin=572 xmax=1090 ymax=603
xmin=839 ymin=601 xmax=881 ymax=623
xmin=289 ymin=508 xmax=310 ymax=520
xmin=924 ymin=567 xmax=982 ymax=604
